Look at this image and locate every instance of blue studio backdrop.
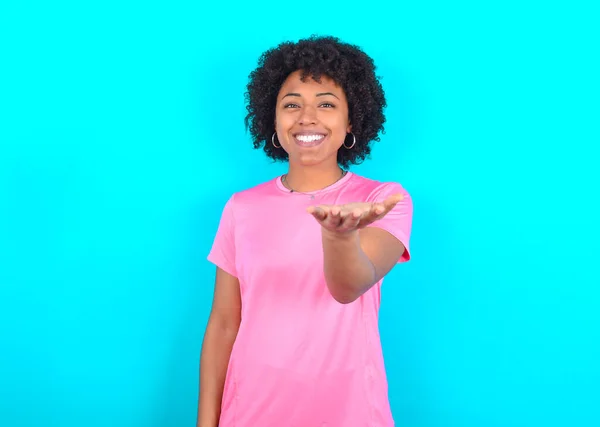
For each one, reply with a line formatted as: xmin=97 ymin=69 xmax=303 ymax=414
xmin=1 ymin=1 xmax=599 ymax=426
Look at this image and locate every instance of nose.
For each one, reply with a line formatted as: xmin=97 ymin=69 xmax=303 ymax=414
xmin=298 ymin=105 xmax=317 ymax=125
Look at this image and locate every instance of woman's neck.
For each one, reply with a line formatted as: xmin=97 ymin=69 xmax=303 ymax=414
xmin=283 ymin=163 xmax=346 ymax=193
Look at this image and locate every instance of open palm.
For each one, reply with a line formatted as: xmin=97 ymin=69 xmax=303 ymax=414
xmin=307 ymin=194 xmax=403 ymax=234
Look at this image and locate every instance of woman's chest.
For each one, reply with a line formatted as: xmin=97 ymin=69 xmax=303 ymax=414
xmin=233 ymin=204 xmax=326 ymax=289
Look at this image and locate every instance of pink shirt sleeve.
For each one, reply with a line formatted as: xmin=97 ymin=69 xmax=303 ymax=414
xmin=366 ymin=182 xmax=413 ymax=263
xmin=207 ymin=194 xmax=238 ymax=277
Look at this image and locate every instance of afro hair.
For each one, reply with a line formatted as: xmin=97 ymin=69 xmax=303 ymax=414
xmin=244 ymin=35 xmax=387 ymax=168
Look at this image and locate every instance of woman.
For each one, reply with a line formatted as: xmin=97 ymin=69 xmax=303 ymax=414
xmin=197 ymin=35 xmax=413 ymax=427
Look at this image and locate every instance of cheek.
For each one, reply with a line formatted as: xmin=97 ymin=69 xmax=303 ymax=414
xmin=332 ymin=111 xmax=349 ymax=130
xmin=275 ymin=113 xmax=292 ymax=132
xmin=331 ymin=116 xmax=350 ymax=137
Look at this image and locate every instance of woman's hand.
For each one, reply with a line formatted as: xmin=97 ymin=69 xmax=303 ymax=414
xmin=307 ymin=194 xmax=403 ymax=235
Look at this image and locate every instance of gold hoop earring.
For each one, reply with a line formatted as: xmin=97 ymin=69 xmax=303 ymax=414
xmin=344 ymin=133 xmax=356 ymax=149
xmin=272 ymin=132 xmax=281 ymax=148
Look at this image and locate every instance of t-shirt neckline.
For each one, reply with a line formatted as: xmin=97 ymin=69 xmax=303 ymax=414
xmin=275 ymin=171 xmax=354 ymax=196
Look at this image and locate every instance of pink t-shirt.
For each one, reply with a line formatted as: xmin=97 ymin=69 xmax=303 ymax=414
xmin=207 ymin=171 xmax=413 ymax=427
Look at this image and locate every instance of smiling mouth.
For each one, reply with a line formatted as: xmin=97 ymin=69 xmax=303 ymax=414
xmin=293 ymin=133 xmax=327 ymax=147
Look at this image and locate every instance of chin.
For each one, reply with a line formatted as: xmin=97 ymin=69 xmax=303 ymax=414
xmin=290 ymin=149 xmax=340 ymax=167
xmin=291 ymin=155 xmax=328 ymax=167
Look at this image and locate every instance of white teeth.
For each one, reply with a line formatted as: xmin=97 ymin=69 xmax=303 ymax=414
xmin=296 ymin=134 xmax=324 ymax=142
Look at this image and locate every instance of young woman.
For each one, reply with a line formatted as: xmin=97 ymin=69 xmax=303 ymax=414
xmin=197 ymin=35 xmax=413 ymax=427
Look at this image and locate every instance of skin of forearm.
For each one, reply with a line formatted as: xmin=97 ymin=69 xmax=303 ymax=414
xmin=197 ymin=321 xmax=239 ymax=427
xmin=321 ymin=229 xmax=377 ymax=304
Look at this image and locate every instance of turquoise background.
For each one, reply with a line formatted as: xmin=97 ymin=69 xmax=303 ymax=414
xmin=1 ymin=1 xmax=599 ymax=426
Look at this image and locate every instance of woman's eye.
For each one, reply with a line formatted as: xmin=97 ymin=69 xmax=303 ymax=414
xmin=284 ymin=103 xmax=300 ymax=108
xmin=320 ymin=103 xmax=335 ymax=108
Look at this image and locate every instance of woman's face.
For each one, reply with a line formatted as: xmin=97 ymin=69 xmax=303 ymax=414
xmin=274 ymin=70 xmax=351 ymax=167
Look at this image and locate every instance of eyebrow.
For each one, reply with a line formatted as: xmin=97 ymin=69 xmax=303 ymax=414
xmin=282 ymin=92 xmax=340 ymax=100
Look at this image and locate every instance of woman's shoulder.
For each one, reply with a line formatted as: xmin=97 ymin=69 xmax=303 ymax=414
xmin=224 ymin=176 xmax=281 ymax=207
xmin=347 ymin=173 xmax=410 ymax=199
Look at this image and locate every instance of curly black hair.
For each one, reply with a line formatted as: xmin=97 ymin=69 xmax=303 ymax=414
xmin=244 ymin=35 xmax=387 ymax=168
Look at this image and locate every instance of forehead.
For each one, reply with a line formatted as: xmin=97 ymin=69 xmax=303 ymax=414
xmin=278 ymin=70 xmax=344 ymax=95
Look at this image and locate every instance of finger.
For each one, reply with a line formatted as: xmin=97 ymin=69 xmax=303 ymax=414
xmin=324 ymin=207 xmax=343 ymax=229
xmin=357 ymin=203 xmax=385 ymax=228
xmin=367 ymin=195 xmax=403 ymax=222
xmin=329 ymin=206 xmax=342 ymax=224
xmin=307 ymin=205 xmax=328 ymax=221
xmin=368 ymin=203 xmax=385 ymax=220
xmin=337 ymin=208 xmax=363 ymax=231
xmin=383 ymin=194 xmax=404 ymax=210
xmin=351 ymin=207 xmax=366 ymax=220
